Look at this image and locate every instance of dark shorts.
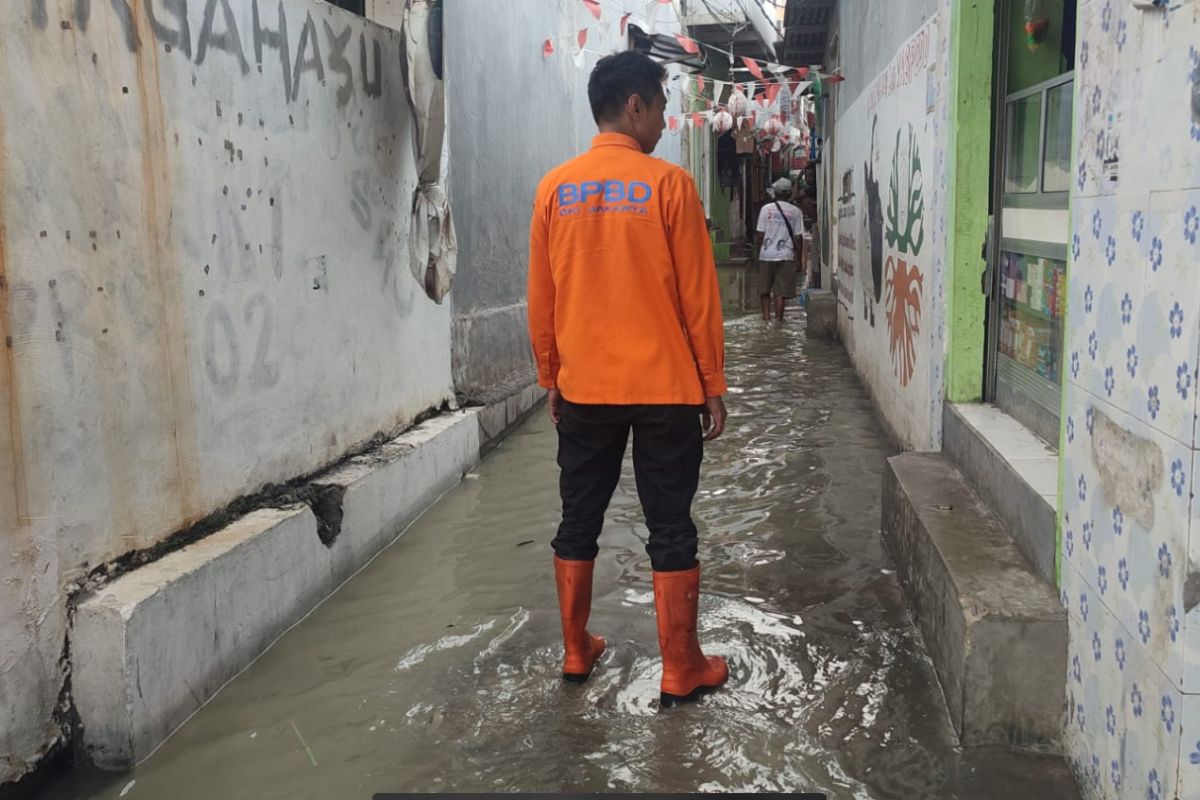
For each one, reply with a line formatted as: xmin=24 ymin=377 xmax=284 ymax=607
xmin=758 ymin=259 xmax=797 ymax=298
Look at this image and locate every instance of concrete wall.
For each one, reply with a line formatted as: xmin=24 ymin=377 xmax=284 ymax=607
xmin=0 ymin=0 xmax=452 ymax=784
xmin=441 ymin=0 xmax=685 ymax=401
xmin=1059 ymin=4 xmax=1200 ymax=799
xmin=826 ymin=0 xmax=950 ymax=450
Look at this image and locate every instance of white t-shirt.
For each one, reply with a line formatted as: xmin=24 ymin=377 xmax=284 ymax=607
xmin=756 ymin=200 xmax=805 ymax=261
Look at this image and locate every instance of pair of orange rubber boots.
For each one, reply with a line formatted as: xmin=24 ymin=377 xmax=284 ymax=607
xmin=554 ymin=556 xmax=728 ymax=706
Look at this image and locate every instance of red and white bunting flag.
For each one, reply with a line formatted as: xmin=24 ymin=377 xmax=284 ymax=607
xmin=574 ymin=28 xmax=589 ymax=68
xmin=668 ymin=116 xmax=680 ymax=132
xmin=543 ymin=39 xmax=555 ymax=57
xmin=674 ymin=33 xmax=700 ymax=54
xmin=582 ymin=0 xmax=601 ymax=20
xmin=824 ymin=73 xmax=846 ymax=84
xmin=766 ymin=82 xmax=782 ymax=106
xmin=741 ymin=57 xmax=765 ymax=80
xmin=691 ymin=111 xmax=704 ymax=128
xmin=796 ymin=67 xmax=810 ymax=80
xmin=697 ymin=74 xmax=706 ymax=92
xmin=620 ymin=12 xmax=631 ymax=35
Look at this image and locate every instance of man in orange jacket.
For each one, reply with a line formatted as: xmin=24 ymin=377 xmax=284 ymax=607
xmin=527 ymin=50 xmax=729 ymax=706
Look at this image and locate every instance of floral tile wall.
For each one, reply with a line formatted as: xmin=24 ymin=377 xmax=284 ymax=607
xmin=1065 ymin=2 xmax=1200 ymax=798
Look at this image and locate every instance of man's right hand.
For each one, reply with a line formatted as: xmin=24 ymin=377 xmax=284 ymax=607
xmin=547 ymin=388 xmax=563 ymax=425
xmin=702 ymin=395 xmax=727 ymax=441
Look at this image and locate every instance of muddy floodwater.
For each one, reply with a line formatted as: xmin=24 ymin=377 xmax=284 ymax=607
xmin=41 ymin=315 xmax=1079 ymax=799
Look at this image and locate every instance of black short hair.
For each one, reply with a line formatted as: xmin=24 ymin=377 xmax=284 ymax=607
xmin=588 ymin=50 xmax=667 ymax=123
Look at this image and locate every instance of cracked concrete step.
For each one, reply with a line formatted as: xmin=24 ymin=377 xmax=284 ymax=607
xmin=882 ymin=452 xmax=1066 ymax=749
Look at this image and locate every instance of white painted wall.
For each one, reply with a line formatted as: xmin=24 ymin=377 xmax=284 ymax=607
xmin=828 ymin=1 xmax=950 ymax=450
xmin=0 ymin=0 xmax=452 ymax=783
xmin=437 ymin=0 xmax=686 ymax=398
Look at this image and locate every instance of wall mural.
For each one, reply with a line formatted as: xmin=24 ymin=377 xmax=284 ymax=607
xmin=863 ymin=117 xmax=885 ymax=327
xmin=884 ymin=124 xmax=925 ymax=388
xmin=832 ymin=14 xmax=942 ymax=450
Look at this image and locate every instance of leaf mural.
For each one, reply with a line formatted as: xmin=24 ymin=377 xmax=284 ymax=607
xmin=885 ymin=256 xmax=924 ymax=387
xmin=884 ymin=124 xmax=924 ymax=256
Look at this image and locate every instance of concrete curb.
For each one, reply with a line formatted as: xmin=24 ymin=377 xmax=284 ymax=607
xmin=476 ymin=383 xmax=546 ymax=455
xmin=69 ymin=385 xmax=542 ymax=770
xmin=71 ymin=506 xmax=331 ymax=769
xmin=804 ymin=289 xmax=838 ymax=340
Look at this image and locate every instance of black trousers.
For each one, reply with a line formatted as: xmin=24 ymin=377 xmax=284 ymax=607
xmin=552 ymin=400 xmax=704 ymax=572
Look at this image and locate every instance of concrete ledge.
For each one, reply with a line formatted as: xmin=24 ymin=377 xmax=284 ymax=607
xmin=475 ymin=382 xmax=545 ymax=455
xmin=882 ymin=452 xmax=1066 ymax=748
xmin=71 ymin=507 xmax=330 ymax=769
xmin=805 ymin=289 xmax=837 ymax=340
xmin=943 ymin=403 xmax=1058 ymax=583
xmin=71 ymin=409 xmax=484 ymax=769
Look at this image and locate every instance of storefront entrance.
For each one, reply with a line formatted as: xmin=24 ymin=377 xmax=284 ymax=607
xmin=984 ymin=0 xmax=1077 ymax=443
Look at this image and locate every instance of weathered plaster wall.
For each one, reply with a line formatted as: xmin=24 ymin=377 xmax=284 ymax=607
xmin=1060 ymin=3 xmax=1200 ymax=799
xmin=0 ymin=0 xmax=452 ymax=783
xmin=442 ymin=0 xmax=684 ymax=400
xmin=828 ymin=0 xmax=950 ymax=450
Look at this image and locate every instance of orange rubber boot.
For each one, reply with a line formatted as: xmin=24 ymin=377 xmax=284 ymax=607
xmin=554 ymin=556 xmax=607 ymax=683
xmin=653 ymin=564 xmax=729 ymax=706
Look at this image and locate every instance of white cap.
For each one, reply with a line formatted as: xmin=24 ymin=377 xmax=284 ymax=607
xmin=771 ymin=177 xmax=793 ymax=195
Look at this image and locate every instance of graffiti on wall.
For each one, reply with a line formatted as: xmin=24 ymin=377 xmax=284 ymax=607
xmin=863 ymin=117 xmax=885 ymax=326
xmin=836 ymin=167 xmax=857 ymax=310
xmin=852 ymin=19 xmax=932 ymax=389
xmin=884 ymin=124 xmax=925 ymax=388
xmin=831 ymin=14 xmax=940 ymax=449
xmin=29 ymin=0 xmax=390 ymax=107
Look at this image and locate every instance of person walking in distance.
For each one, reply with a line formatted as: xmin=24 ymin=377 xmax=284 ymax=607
xmin=755 ymin=177 xmax=806 ymax=321
xmin=526 ymin=51 xmax=730 ymax=706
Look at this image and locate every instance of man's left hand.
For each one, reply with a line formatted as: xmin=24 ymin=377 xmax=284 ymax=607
xmin=702 ymin=395 xmax=727 ymax=441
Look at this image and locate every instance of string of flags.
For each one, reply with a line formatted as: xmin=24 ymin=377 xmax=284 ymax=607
xmin=538 ymin=0 xmax=835 ymax=160
xmin=540 ymin=0 xmax=845 ymax=88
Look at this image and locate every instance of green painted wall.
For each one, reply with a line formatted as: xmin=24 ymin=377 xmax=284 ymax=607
xmin=944 ymin=0 xmax=994 ymax=404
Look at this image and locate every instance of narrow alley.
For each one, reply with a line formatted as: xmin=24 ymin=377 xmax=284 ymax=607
xmin=40 ymin=316 xmax=1076 ymax=799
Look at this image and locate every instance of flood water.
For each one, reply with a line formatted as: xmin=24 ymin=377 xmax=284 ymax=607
xmin=42 ymin=314 xmax=1079 ymax=799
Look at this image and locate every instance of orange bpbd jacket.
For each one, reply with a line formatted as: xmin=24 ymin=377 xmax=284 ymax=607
xmin=527 ymin=133 xmax=727 ymax=405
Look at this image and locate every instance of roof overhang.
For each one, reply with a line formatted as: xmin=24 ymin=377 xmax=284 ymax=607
xmin=778 ymin=0 xmax=835 ymax=68
xmin=629 ymin=24 xmax=708 ymax=70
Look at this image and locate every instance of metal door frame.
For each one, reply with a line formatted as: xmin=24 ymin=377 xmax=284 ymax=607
xmin=984 ymin=0 xmax=1074 ymax=405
